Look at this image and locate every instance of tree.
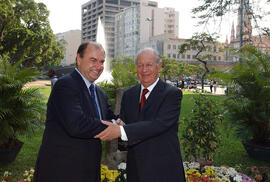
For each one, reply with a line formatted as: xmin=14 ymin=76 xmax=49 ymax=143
xmin=160 ymin=56 xmax=179 ymax=81
xmin=160 ymin=56 xmax=203 ymax=87
xmin=110 ymin=56 xmax=138 ymax=88
xmin=176 ymin=62 xmax=204 ymax=80
xmin=0 ymin=0 xmax=64 ymax=69
xmin=192 ymin=0 xmax=270 ymax=36
xmin=179 ymin=33 xmax=221 ymax=92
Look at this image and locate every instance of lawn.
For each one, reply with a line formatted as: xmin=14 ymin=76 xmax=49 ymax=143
xmin=0 ymin=86 xmax=269 ymax=181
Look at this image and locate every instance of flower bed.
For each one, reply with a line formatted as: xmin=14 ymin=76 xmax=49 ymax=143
xmin=183 ymin=162 xmax=254 ymax=182
xmin=1 ymin=162 xmax=269 ymax=182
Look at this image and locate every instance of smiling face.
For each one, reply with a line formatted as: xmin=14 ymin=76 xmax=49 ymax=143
xmin=136 ymin=50 xmax=162 ymax=88
xmin=77 ymin=44 xmax=105 ymax=83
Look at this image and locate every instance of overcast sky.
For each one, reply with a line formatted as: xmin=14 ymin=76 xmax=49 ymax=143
xmin=35 ymin=0 xmax=270 ymax=42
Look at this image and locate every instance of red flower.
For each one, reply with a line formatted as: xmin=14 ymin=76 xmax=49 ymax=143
xmin=255 ymin=174 xmax=263 ymax=181
xmin=18 ymin=180 xmax=25 ymax=182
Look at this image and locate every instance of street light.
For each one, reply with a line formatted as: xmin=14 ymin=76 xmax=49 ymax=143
xmin=145 ymin=17 xmax=153 ymax=38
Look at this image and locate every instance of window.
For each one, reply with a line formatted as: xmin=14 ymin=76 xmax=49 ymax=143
xmin=167 ymin=44 xmax=171 ymax=49
xmin=105 ymin=16 xmax=114 ymax=21
xmin=106 ymin=0 xmax=117 ymax=4
xmin=105 ymin=11 xmax=117 ymax=15
xmin=187 ymin=55 xmax=190 ymax=59
xmin=173 ymin=45 xmax=176 ymax=49
xmin=168 ymin=54 xmax=171 ymax=58
xmin=173 ymin=54 xmax=176 ymax=58
xmin=120 ymin=0 xmax=131 ymax=6
xmin=181 ymin=54 xmax=185 ymax=59
xmin=105 ymin=5 xmax=118 ymax=11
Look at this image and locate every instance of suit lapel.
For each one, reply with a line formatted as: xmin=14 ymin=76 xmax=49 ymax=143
xmin=133 ymin=85 xmax=141 ymax=117
xmin=141 ymin=79 xmax=165 ymax=113
xmin=71 ymin=70 xmax=97 ymax=117
xmin=126 ymin=84 xmax=141 ymax=121
xmin=71 ymin=70 xmax=90 ymax=100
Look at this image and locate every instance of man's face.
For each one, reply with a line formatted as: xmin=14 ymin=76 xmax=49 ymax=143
xmin=136 ymin=50 xmax=162 ymax=88
xmin=77 ymin=45 xmax=105 ymax=83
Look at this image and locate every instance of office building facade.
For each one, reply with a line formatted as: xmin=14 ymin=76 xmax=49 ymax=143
xmin=56 ymin=30 xmax=81 ymax=66
xmin=81 ymin=0 xmax=141 ymax=58
xmin=114 ymin=1 xmax=179 ymax=57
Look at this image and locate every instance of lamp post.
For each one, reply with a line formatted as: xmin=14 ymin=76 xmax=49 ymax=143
xmin=240 ymin=0 xmax=244 ymax=48
xmin=146 ymin=17 xmax=152 ymax=40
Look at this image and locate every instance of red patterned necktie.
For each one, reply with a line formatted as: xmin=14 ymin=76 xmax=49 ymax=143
xmin=139 ymin=88 xmax=149 ymax=111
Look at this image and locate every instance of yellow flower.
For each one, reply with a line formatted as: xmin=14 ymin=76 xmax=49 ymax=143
xmin=101 ymin=164 xmax=119 ymax=182
xmin=202 ymin=166 xmax=216 ymax=177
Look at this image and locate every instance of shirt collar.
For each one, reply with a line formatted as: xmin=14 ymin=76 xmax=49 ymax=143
xmin=75 ymin=68 xmax=94 ymax=89
xmin=141 ymin=77 xmax=159 ymax=93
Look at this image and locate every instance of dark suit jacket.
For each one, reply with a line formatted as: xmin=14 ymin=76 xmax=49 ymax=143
xmin=34 ymin=70 xmax=116 ymax=182
xmin=120 ymin=79 xmax=186 ymax=182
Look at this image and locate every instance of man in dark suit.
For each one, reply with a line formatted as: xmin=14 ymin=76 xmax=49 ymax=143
xmin=95 ymin=48 xmax=186 ymax=182
xmin=34 ymin=42 xmax=117 ymax=182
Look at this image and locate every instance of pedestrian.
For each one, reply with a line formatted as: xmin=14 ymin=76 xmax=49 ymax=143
xmin=210 ymin=80 xmax=213 ymax=93
xmin=48 ymin=69 xmax=58 ymax=88
xmin=213 ymin=80 xmax=217 ymax=94
xmin=180 ymin=79 xmax=185 ymax=89
xmin=186 ymin=76 xmax=190 ymax=90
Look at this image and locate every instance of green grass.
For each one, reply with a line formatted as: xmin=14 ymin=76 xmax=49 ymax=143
xmin=1 ymin=87 xmax=269 ymax=181
xmin=39 ymin=86 xmax=51 ymax=100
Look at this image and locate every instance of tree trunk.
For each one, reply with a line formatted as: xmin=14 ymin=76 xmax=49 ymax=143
xmin=104 ymin=88 xmax=127 ymax=169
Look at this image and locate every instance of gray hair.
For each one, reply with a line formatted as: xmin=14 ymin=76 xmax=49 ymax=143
xmin=135 ymin=47 xmax=161 ymax=65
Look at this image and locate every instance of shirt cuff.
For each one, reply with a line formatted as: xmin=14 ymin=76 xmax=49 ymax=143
xmin=120 ymin=126 xmax=128 ymax=141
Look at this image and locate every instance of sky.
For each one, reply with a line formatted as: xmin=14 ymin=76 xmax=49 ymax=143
xmin=35 ymin=0 xmax=270 ymax=42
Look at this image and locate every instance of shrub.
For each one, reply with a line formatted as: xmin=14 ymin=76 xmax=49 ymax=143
xmin=0 ymin=58 xmax=46 ymax=148
xmin=181 ymin=94 xmax=223 ymax=162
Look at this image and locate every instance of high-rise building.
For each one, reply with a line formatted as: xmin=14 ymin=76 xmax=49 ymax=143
xmin=81 ymin=0 xmax=141 ymax=59
xmin=56 ymin=30 xmax=81 ymax=66
xmin=114 ymin=0 xmax=179 ymax=57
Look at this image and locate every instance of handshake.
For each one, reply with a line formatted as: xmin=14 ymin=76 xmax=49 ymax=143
xmin=94 ymin=118 xmax=125 ymax=141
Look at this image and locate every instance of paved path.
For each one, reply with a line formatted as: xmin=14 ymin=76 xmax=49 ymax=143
xmin=24 ymin=80 xmax=50 ymax=88
xmin=186 ymin=85 xmax=226 ymax=95
xmin=198 ymin=85 xmax=226 ymax=95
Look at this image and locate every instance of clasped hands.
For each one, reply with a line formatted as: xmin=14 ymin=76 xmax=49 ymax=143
xmin=94 ymin=118 xmax=124 ymax=141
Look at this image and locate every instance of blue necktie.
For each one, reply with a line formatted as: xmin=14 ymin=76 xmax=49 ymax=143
xmin=89 ymin=84 xmax=100 ymax=119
